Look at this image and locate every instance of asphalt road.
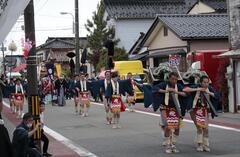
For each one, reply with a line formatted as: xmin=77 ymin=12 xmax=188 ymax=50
xmin=38 ymin=100 xmax=240 ymax=157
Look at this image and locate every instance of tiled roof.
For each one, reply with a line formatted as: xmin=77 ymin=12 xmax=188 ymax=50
xmin=104 ymin=0 xmax=198 ymax=19
xmin=37 ymin=37 xmax=87 ymax=50
xmin=202 ymin=0 xmax=227 ymax=13
xmin=158 ymin=14 xmax=229 ymax=39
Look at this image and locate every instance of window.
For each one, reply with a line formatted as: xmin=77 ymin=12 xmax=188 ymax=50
xmin=164 ymin=26 xmax=168 ymax=36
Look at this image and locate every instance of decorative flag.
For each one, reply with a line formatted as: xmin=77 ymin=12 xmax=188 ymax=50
xmin=55 ymin=64 xmax=62 ymax=77
xmin=45 ymin=63 xmax=54 ymax=80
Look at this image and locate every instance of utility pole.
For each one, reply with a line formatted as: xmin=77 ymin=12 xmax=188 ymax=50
xmin=24 ymin=0 xmax=41 ymax=151
xmin=75 ymin=0 xmax=80 ymax=74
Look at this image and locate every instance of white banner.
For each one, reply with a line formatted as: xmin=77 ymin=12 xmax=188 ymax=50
xmin=0 ymin=0 xmax=30 ymax=43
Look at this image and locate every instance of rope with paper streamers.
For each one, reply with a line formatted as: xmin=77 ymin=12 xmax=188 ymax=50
xmin=152 ymin=62 xmax=173 ymax=81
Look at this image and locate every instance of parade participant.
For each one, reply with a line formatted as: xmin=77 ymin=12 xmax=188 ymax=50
xmin=65 ymin=76 xmax=72 ymax=100
xmin=157 ymin=72 xmax=186 ymax=153
xmin=55 ymin=75 xmax=67 ymax=107
xmin=126 ymin=72 xmax=135 ymax=112
xmin=93 ymin=71 xmax=133 ymax=127
xmin=14 ymin=78 xmax=25 ymax=118
xmin=42 ymin=77 xmax=53 ymax=106
xmin=101 ymin=71 xmax=114 ymax=125
xmin=79 ymin=73 xmax=90 ymax=117
xmin=110 ymin=72 xmax=126 ymax=129
xmin=183 ymin=75 xmax=219 ymax=152
xmin=70 ymin=75 xmax=81 ymax=115
xmin=141 ymin=72 xmax=186 ymax=153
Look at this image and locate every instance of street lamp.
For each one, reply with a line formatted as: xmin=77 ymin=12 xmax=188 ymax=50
xmin=60 ymin=12 xmax=75 ymax=34
xmin=60 ymin=1 xmax=80 ymax=74
xmin=8 ymin=41 xmax=17 ymax=79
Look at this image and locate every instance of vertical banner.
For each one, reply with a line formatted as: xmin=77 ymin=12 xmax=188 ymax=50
xmin=55 ymin=64 xmax=62 ymax=77
xmin=46 ymin=63 xmax=54 ymax=80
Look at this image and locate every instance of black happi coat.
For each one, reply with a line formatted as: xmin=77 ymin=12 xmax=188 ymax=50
xmin=91 ymin=79 xmax=133 ymax=99
xmin=142 ymin=82 xmax=187 ymax=116
xmin=186 ymin=84 xmax=219 ymax=118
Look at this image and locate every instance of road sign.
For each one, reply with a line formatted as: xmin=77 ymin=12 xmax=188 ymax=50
xmin=169 ymin=54 xmax=181 ymax=67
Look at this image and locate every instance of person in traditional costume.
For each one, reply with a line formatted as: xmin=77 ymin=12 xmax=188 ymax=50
xmin=183 ymin=75 xmax=219 ymax=152
xmin=101 ymin=71 xmax=113 ymax=124
xmin=155 ymin=72 xmax=186 ymax=153
xmin=42 ymin=77 xmax=53 ymax=106
xmin=91 ymin=71 xmax=133 ymax=127
xmin=14 ymin=78 xmax=25 ymax=118
xmin=79 ymin=73 xmax=91 ymax=117
xmin=142 ymin=72 xmax=187 ymax=153
xmin=70 ymin=75 xmax=81 ymax=115
xmin=126 ymin=72 xmax=135 ymax=112
xmin=55 ymin=76 xmax=68 ymax=107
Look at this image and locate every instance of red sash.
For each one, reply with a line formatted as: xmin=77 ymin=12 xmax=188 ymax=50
xmin=14 ymin=93 xmax=24 ymax=105
xmin=80 ymin=92 xmax=89 ymax=105
xmin=111 ymin=95 xmax=125 ymax=113
xmin=166 ymin=108 xmax=179 ymax=129
xmin=193 ymin=107 xmax=207 ymax=128
xmin=14 ymin=93 xmax=24 ymax=101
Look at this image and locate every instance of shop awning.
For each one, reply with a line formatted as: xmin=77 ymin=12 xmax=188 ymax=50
xmin=148 ymin=48 xmax=186 ymax=58
xmin=129 ymin=51 xmax=149 ymax=60
xmin=216 ymin=49 xmax=240 ymax=58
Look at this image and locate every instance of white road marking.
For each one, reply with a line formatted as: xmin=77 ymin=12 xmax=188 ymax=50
xmin=3 ymin=99 xmax=240 ymax=157
xmin=3 ymin=101 xmax=98 ymax=157
xmin=43 ymin=127 xmax=98 ymax=157
xmin=92 ymin=102 xmax=240 ymax=133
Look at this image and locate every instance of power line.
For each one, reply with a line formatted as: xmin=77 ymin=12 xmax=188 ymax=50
xmin=37 ymin=14 xmax=86 ymax=21
xmin=10 ymin=27 xmax=86 ymax=32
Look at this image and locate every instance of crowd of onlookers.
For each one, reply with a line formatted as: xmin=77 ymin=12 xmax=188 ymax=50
xmin=0 ymin=74 xmax=53 ymax=157
xmin=0 ymin=72 xmax=104 ymax=157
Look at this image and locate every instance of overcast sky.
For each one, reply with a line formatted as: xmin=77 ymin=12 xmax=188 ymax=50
xmin=4 ymin=0 xmax=100 ymax=55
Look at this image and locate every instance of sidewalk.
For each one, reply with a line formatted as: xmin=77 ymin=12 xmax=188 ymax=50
xmin=2 ymin=101 xmax=81 ymax=157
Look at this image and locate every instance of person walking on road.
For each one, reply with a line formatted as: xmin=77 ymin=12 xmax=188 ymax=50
xmin=14 ymin=78 xmax=25 ymax=118
xmin=183 ymin=75 xmax=219 ymax=152
xmin=154 ymin=72 xmax=186 ymax=153
xmin=70 ymin=75 xmax=81 ymax=115
xmin=79 ymin=73 xmax=91 ymax=117
xmin=55 ymin=76 xmax=67 ymax=107
xmin=126 ymin=72 xmax=135 ymax=112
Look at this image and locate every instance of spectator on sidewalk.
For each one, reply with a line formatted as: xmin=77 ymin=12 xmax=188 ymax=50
xmin=12 ymin=113 xmax=42 ymax=157
xmin=40 ymin=104 xmax=52 ymax=157
xmin=0 ymin=114 xmax=14 ymax=157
